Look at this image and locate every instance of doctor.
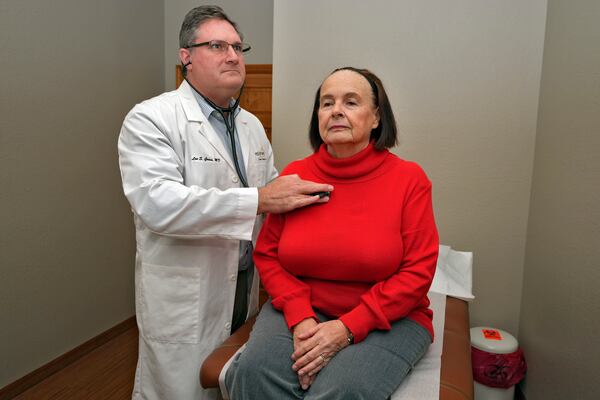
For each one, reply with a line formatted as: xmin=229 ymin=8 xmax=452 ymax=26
xmin=118 ymin=5 xmax=332 ymax=400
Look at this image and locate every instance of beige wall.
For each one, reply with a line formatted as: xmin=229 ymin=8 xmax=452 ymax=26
xmin=0 ymin=0 xmax=164 ymax=387
xmin=163 ymin=0 xmax=273 ymax=90
xmin=518 ymin=0 xmax=600 ymax=399
xmin=272 ymin=0 xmax=547 ymax=335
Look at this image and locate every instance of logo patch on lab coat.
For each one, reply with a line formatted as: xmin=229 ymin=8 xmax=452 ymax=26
xmin=254 ymin=147 xmax=267 ymax=161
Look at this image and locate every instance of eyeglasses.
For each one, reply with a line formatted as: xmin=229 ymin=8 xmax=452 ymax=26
xmin=186 ymin=40 xmax=251 ymax=55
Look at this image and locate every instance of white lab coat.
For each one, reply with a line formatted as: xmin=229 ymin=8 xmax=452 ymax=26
xmin=118 ymin=81 xmax=278 ymax=400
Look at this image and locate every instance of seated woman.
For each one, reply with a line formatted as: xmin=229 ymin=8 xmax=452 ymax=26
xmin=224 ymin=67 xmax=439 ymax=400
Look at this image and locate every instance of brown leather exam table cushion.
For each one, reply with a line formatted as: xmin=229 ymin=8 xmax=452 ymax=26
xmin=200 ymin=296 xmax=473 ymax=400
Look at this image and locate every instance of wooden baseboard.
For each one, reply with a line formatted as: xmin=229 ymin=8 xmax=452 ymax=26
xmin=0 ymin=316 xmax=136 ymax=400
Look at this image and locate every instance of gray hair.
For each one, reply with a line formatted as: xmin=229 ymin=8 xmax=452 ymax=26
xmin=179 ymin=5 xmax=243 ymax=49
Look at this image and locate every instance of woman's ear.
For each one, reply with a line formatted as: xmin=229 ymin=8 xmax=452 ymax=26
xmin=372 ymin=107 xmax=380 ymax=129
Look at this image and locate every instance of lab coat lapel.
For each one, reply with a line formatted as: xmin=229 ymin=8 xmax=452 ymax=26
xmin=236 ymin=114 xmax=251 ymax=174
xmin=177 ymin=81 xmax=236 ymax=171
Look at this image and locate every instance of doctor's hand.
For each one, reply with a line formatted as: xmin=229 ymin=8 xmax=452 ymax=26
xmin=291 ymin=320 xmax=350 ymax=382
xmin=257 ymin=175 xmax=333 ymax=214
xmin=292 ymin=318 xmax=319 ymax=390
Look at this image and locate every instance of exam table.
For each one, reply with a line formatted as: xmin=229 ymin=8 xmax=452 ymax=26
xmin=199 ymin=295 xmax=474 ymax=400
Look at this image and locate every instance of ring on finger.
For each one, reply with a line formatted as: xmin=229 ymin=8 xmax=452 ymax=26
xmin=319 ymin=353 xmax=326 ymax=363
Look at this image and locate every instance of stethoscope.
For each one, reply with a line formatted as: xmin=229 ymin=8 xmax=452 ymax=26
xmin=185 ymin=76 xmax=249 ymax=188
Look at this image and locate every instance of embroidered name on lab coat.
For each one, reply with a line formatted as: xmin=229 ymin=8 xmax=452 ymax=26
xmin=192 ymin=156 xmax=221 ymax=163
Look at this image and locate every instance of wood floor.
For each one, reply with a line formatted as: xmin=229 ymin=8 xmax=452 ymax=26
xmin=13 ymin=327 xmax=138 ymax=400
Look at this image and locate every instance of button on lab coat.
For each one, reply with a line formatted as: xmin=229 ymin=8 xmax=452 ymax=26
xmin=118 ymin=80 xmax=278 ymax=400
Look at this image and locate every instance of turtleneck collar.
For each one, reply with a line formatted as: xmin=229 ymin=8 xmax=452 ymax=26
xmin=309 ymin=142 xmax=390 ymax=181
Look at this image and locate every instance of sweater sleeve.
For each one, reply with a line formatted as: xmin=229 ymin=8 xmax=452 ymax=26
xmin=339 ymin=171 xmax=439 ymax=342
xmin=254 ymin=212 xmax=318 ymax=329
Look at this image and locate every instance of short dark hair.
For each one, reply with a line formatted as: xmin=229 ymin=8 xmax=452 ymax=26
xmin=179 ymin=5 xmax=243 ymax=76
xmin=308 ymin=67 xmax=398 ymax=152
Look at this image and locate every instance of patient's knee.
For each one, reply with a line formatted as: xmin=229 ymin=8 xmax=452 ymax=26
xmin=306 ymin=373 xmax=374 ymax=400
xmin=224 ymin=351 xmax=259 ymax=397
xmin=226 ymin=342 xmax=301 ymax=398
xmin=227 ymin=349 xmax=259 ymax=384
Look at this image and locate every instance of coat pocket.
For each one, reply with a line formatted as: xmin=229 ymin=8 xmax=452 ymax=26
xmin=247 ymin=159 xmax=268 ymax=187
xmin=138 ymin=263 xmax=201 ymax=343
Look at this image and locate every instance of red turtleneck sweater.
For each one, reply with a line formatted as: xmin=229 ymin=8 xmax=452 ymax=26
xmin=254 ymin=143 xmax=439 ymax=342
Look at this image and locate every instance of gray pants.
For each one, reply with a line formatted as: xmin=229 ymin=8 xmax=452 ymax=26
xmin=224 ymin=301 xmax=432 ymax=400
